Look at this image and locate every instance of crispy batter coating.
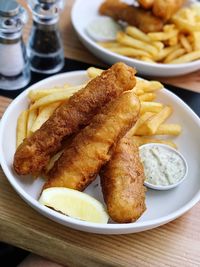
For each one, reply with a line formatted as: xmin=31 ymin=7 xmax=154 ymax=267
xmin=13 ymin=62 xmax=136 ymax=176
xmin=138 ymin=0 xmax=154 ymax=9
xmin=99 ymin=0 xmax=163 ymax=33
xmin=44 ymin=91 xmax=140 ymax=191
xmin=100 ymin=133 xmax=146 ymax=223
xmin=152 ymin=0 xmax=185 ymax=21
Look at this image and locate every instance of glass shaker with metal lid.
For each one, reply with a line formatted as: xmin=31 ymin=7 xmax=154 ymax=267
xmin=0 ymin=0 xmax=30 ymax=90
xmin=27 ymin=0 xmax=64 ymax=74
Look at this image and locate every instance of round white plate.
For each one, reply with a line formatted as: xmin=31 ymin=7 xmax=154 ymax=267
xmin=0 ymin=71 xmax=200 ymax=234
xmin=71 ymin=0 xmax=200 ymax=77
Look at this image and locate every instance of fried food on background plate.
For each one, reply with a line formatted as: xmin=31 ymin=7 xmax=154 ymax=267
xmin=13 ymin=62 xmax=136 ymax=176
xmin=138 ymin=0 xmax=154 ymax=9
xmin=138 ymin=0 xmax=185 ymax=21
xmin=152 ymin=0 xmax=185 ymax=21
xmin=100 ymin=130 xmax=146 ymax=223
xmin=44 ymin=91 xmax=140 ymax=192
xmin=99 ymin=0 xmax=164 ymax=33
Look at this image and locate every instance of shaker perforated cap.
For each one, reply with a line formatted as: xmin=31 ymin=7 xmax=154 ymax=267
xmin=0 ymin=0 xmax=20 ymax=17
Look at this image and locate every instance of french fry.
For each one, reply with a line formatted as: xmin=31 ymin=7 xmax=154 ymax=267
xmin=134 ymin=89 xmax=145 ymax=95
xmin=31 ymin=102 xmax=60 ymax=133
xmin=185 ymin=8 xmax=196 ymax=24
xmin=108 ymin=46 xmax=150 ymax=57
xmin=16 ymin=110 xmax=28 ymax=147
xmin=191 ymin=3 xmax=200 ymax=16
xmin=156 ymin=45 xmax=181 ymax=61
xmin=192 ymin=32 xmax=200 ymax=51
xmin=172 ymin=15 xmax=200 ymax=32
xmin=117 ymin=32 xmax=158 ymax=57
xmin=27 ymin=109 xmax=38 ymax=137
xmin=28 ymin=84 xmax=70 ymax=101
xmin=140 ymin=102 xmax=163 ymax=114
xmin=126 ymin=26 xmax=164 ymax=51
xmin=148 ymin=29 xmax=178 ymax=41
xmin=135 ymin=123 xmax=182 ymax=136
xmin=135 ymin=79 xmax=163 ymax=92
xmin=164 ymin=48 xmax=186 ymax=63
xmin=168 ymin=35 xmax=178 ymax=46
xmin=126 ymin=26 xmax=152 ymax=43
xmin=139 ymin=106 xmax=173 ymax=134
xmin=163 ymin=24 xmax=176 ymax=32
xmin=133 ymin=136 xmax=177 ymax=149
xmin=155 ymin=124 xmax=182 ymax=135
xmin=129 ymin=112 xmax=155 ymax=135
xmin=139 ymin=93 xmax=156 ymax=102
xmin=30 ymin=85 xmax=84 ymax=110
xmin=131 ymin=85 xmax=144 ymax=95
xmin=179 ymin=34 xmax=192 ymax=53
xmin=153 ymin=41 xmax=164 ymax=51
xmin=170 ymin=50 xmax=200 ymax=64
xmin=87 ymin=67 xmax=103 ymax=79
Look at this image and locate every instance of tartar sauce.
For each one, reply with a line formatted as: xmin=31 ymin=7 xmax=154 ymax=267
xmin=86 ymin=17 xmax=122 ymax=42
xmin=139 ymin=144 xmax=186 ymax=186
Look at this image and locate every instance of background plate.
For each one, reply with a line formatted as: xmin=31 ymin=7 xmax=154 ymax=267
xmin=71 ymin=0 xmax=200 ymax=77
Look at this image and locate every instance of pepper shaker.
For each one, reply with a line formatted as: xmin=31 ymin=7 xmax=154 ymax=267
xmin=27 ymin=0 xmax=64 ymax=74
xmin=0 ymin=0 xmax=30 ymax=90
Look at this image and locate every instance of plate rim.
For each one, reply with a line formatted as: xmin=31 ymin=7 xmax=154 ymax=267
xmin=0 ymin=70 xmax=200 ymax=233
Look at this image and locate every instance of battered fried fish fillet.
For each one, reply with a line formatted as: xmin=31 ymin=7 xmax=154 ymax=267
xmin=138 ymin=0 xmax=154 ymax=9
xmin=152 ymin=0 xmax=185 ymax=21
xmin=99 ymin=0 xmax=163 ymax=33
xmin=13 ymin=62 xmax=136 ymax=176
xmin=44 ymin=91 xmax=140 ymax=191
xmin=100 ymin=132 xmax=146 ymax=223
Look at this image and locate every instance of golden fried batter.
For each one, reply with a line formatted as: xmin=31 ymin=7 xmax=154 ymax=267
xmin=44 ymin=91 xmax=140 ymax=191
xmin=138 ymin=0 xmax=154 ymax=9
xmin=99 ymin=0 xmax=163 ymax=33
xmin=100 ymin=132 xmax=146 ymax=223
xmin=13 ymin=63 xmax=136 ymax=176
xmin=152 ymin=0 xmax=185 ymax=21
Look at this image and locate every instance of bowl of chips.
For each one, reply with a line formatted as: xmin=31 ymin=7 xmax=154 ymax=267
xmin=71 ymin=0 xmax=200 ymax=77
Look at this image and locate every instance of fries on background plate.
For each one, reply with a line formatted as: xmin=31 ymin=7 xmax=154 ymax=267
xmin=96 ymin=1 xmax=200 ymax=64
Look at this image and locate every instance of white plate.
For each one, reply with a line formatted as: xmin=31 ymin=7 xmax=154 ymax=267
xmin=0 ymin=71 xmax=200 ymax=234
xmin=71 ymin=0 xmax=200 ymax=77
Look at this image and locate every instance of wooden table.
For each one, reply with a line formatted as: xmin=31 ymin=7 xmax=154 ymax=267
xmin=0 ymin=1 xmax=200 ymax=266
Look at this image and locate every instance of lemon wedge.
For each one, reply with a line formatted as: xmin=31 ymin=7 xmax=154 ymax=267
xmin=39 ymin=187 xmax=109 ymax=224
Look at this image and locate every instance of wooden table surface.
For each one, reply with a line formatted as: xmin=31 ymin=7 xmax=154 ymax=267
xmin=1 ymin=1 xmax=200 ymax=266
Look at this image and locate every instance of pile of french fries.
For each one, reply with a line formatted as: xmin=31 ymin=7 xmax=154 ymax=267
xmin=16 ymin=84 xmax=85 ymax=147
xmin=98 ymin=4 xmax=200 ymax=64
xmin=16 ymin=67 xmax=182 ymax=150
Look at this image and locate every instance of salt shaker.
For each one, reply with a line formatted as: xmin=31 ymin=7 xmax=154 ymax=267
xmin=0 ymin=0 xmax=30 ymax=90
xmin=27 ymin=0 xmax=64 ymax=74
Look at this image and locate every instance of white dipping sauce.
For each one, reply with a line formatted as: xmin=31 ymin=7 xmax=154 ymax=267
xmin=139 ymin=145 xmax=186 ymax=186
xmin=86 ymin=17 xmax=122 ymax=42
